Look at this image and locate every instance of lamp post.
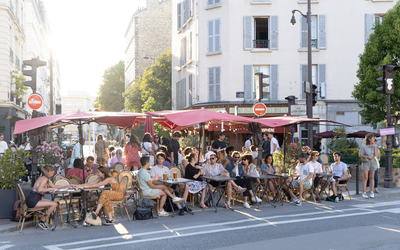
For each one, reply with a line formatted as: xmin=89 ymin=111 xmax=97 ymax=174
xmin=291 ymin=0 xmax=313 ymax=148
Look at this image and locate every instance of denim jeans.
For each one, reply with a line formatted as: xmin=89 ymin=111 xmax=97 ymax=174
xmin=366 ymin=169 xmax=378 ymax=188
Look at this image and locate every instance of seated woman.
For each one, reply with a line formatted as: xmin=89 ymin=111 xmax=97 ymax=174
xmin=181 ymin=147 xmax=193 ymax=172
xmin=259 ymin=154 xmax=279 ymax=202
xmin=110 ymin=148 xmax=125 ymax=166
xmin=217 ymin=149 xmax=230 ymax=168
xmin=75 ymin=166 xmax=126 ymax=225
xmin=26 ymin=164 xmax=73 ymax=230
xmin=184 ymin=153 xmax=208 ymax=209
xmin=66 ymin=158 xmax=89 ymax=183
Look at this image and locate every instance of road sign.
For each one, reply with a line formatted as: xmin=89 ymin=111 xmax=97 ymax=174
xmin=236 ymin=92 xmax=244 ymax=98
xmin=291 ymin=104 xmax=307 ymax=116
xmin=253 ymin=102 xmax=267 ymax=116
xmin=27 ymin=94 xmax=43 ymax=110
xmin=380 ymin=127 xmax=395 ymax=136
xmin=303 ymin=81 xmax=310 ymax=94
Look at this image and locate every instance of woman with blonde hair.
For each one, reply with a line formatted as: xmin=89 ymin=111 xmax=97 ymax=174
xmin=359 ymin=133 xmax=379 ymax=199
xmin=95 ymin=134 xmax=109 ymax=166
xmin=110 ymin=148 xmax=125 ymax=166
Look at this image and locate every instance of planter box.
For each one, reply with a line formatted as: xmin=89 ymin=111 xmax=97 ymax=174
xmin=0 ymin=188 xmax=30 ymax=219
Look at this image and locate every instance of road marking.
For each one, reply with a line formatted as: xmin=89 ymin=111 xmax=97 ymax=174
xmin=44 ymin=208 xmax=381 ymax=250
xmin=0 ymin=245 xmax=15 ymax=250
xmin=351 ymin=200 xmax=400 ymax=208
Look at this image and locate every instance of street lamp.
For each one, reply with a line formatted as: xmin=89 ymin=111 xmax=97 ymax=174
xmin=291 ymin=0 xmax=313 ymax=148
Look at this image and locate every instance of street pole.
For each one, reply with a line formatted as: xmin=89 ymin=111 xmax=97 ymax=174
xmin=384 ymin=93 xmax=393 ymax=187
xmin=49 ymin=50 xmax=54 ymax=115
xmin=306 ymin=0 xmax=313 ymax=148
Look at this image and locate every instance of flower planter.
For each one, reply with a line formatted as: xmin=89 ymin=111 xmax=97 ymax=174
xmin=0 ymin=188 xmax=30 ymax=219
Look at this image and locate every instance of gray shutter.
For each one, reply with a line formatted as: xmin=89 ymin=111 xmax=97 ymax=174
xmin=317 ymin=15 xmax=326 ymax=49
xmin=183 ymin=78 xmax=187 ymax=108
xmin=244 ymin=16 xmax=252 ymax=50
xmin=301 ymin=16 xmax=308 ymax=49
xmin=318 ymin=64 xmax=326 ymax=99
xmin=214 ymin=19 xmax=220 ymax=52
xmin=189 ymin=74 xmax=193 ymax=106
xmin=184 ymin=37 xmax=187 ymax=64
xmin=208 ymin=0 xmax=213 ymax=6
xmin=208 ymin=20 xmax=214 ymax=53
xmin=244 ymin=65 xmax=252 ymax=101
xmin=215 ymin=67 xmax=221 ymax=101
xmin=269 ymin=16 xmax=278 ymax=50
xmin=189 ymin=32 xmax=192 ymax=60
xmin=208 ymin=67 xmax=214 ymax=102
xmin=215 ymin=0 xmax=220 ymax=4
xmin=177 ymin=3 xmax=181 ymax=30
xmin=176 ymin=81 xmax=180 ymax=109
xmin=183 ymin=0 xmax=187 ymax=24
xmin=270 ymin=65 xmax=279 ymax=100
xmin=301 ymin=64 xmax=308 ymax=99
xmin=365 ymin=13 xmax=374 ymax=44
xmin=185 ymin=0 xmax=189 ymax=22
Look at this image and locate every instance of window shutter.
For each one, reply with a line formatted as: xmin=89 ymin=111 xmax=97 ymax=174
xmin=177 ymin=3 xmax=181 ymax=30
xmin=189 ymin=0 xmax=193 ymax=17
xmin=301 ymin=16 xmax=308 ymax=49
xmin=208 ymin=20 xmax=214 ymax=53
xmin=184 ymin=37 xmax=187 ymax=64
xmin=189 ymin=32 xmax=192 ymax=60
xmin=269 ymin=16 xmax=279 ymax=50
xmin=318 ymin=64 xmax=326 ymax=99
xmin=317 ymin=15 xmax=326 ymax=49
xmin=215 ymin=67 xmax=221 ymax=101
xmin=176 ymin=81 xmax=180 ymax=109
xmin=301 ymin=64 xmax=308 ymax=99
xmin=214 ymin=19 xmax=220 ymax=52
xmin=185 ymin=0 xmax=189 ymax=22
xmin=244 ymin=65 xmax=252 ymax=101
xmin=270 ymin=65 xmax=279 ymax=100
xmin=208 ymin=0 xmax=213 ymax=7
xmin=208 ymin=67 xmax=214 ymax=102
xmin=215 ymin=0 xmax=220 ymax=4
xmin=243 ymin=16 xmax=252 ymax=50
xmin=365 ymin=13 xmax=374 ymax=44
xmin=189 ymin=74 xmax=193 ymax=106
xmin=183 ymin=78 xmax=187 ymax=108
xmin=183 ymin=0 xmax=187 ymax=24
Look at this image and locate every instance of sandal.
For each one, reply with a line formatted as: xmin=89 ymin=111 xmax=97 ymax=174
xmin=104 ymin=219 xmax=114 ymax=225
xmin=375 ymin=189 xmax=380 ymax=194
xmin=199 ymin=203 xmax=208 ymax=209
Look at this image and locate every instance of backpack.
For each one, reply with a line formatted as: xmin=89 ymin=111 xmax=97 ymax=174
xmin=134 ymin=198 xmax=154 ymax=220
xmin=10 ymin=200 xmax=21 ymax=222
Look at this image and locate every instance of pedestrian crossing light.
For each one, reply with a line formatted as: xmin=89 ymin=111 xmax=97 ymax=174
xmin=377 ymin=64 xmax=398 ymax=95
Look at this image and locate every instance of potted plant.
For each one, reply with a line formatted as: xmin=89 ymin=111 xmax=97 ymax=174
xmin=274 ymin=142 xmax=312 ymax=173
xmin=0 ymin=149 xmax=29 ymax=218
xmin=36 ymin=142 xmax=64 ymax=172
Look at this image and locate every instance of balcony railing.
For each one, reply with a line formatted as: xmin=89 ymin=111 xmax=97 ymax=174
xmin=311 ymin=39 xmax=318 ymax=48
xmin=253 ymin=40 xmax=270 ymax=49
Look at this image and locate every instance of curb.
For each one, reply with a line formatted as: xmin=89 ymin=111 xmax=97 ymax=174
xmin=0 ymin=221 xmax=34 ymax=234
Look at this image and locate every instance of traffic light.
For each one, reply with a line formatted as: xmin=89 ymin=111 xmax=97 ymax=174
xmin=377 ymin=64 xmax=398 ymax=95
xmin=312 ymin=84 xmax=318 ymax=106
xmin=255 ymin=72 xmax=270 ymax=100
xmin=22 ymin=58 xmax=47 ymax=93
xmin=393 ymin=134 xmax=400 ymax=148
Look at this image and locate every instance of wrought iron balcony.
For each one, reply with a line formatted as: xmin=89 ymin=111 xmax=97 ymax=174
xmin=253 ymin=40 xmax=270 ymax=49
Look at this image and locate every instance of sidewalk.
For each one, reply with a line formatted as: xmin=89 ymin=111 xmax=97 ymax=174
xmin=1 ymin=179 xmax=399 ymax=234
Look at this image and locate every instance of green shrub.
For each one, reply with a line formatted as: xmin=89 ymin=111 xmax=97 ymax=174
xmin=0 ymin=149 xmax=29 ymax=189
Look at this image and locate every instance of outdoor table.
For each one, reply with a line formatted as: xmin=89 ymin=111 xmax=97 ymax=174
xmin=201 ymin=176 xmax=236 ymax=213
xmin=245 ymin=175 xmax=278 ymax=208
xmin=158 ymin=178 xmax=194 ymax=217
xmin=48 ymin=188 xmax=81 ymax=230
xmin=270 ymin=173 xmax=300 ymax=202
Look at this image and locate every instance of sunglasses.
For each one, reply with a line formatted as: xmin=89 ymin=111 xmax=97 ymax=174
xmin=242 ymin=159 xmax=248 ymax=161
xmin=210 ymin=157 xmax=216 ymax=160
xmin=233 ymin=156 xmax=240 ymax=159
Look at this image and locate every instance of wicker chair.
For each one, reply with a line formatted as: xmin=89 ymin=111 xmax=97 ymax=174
xmin=137 ymin=176 xmax=160 ymax=216
xmin=54 ymin=179 xmax=80 ymax=223
xmin=292 ymin=174 xmax=317 ymax=203
xmin=85 ymin=174 xmax=99 ymax=183
xmin=110 ymin=176 xmax=131 ymax=220
xmin=53 ymin=174 xmax=65 ymax=183
xmin=112 ymin=162 xmax=125 ymax=172
xmin=16 ymin=184 xmax=46 ymax=233
xmin=67 ymin=176 xmax=83 ymax=185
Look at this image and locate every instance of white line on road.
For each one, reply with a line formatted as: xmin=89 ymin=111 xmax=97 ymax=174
xmin=0 ymin=245 xmax=15 ymax=250
xmin=44 ymin=208 xmax=382 ymax=250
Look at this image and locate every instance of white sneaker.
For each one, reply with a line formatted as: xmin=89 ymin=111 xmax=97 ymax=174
xmin=362 ymin=192 xmax=369 ymax=199
xmin=172 ymin=197 xmax=184 ymax=204
xmin=243 ymin=202 xmax=251 ymax=208
xmin=158 ymin=210 xmax=169 ymax=217
xmin=370 ymin=192 xmax=374 ymax=199
xmin=252 ymin=196 xmax=262 ymax=203
xmin=335 ymin=196 xmax=339 ymax=203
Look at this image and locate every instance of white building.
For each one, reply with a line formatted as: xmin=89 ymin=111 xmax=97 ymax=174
xmin=0 ymin=0 xmax=61 ymax=143
xmin=171 ymin=0 xmax=396 ymax=147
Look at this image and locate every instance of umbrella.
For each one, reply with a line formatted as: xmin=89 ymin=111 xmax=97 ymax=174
xmin=346 ymin=130 xmax=380 ymax=138
xmin=253 ymin=116 xmax=352 ymax=128
xmin=144 ymin=115 xmax=156 ymax=137
xmin=314 ymin=130 xmax=337 ymax=138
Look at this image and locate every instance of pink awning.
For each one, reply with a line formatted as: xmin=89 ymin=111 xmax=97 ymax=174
xmin=253 ymin=116 xmax=352 ymax=128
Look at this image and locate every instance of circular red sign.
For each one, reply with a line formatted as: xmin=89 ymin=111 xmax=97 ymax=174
xmin=253 ymin=102 xmax=267 ymax=116
xmin=27 ymin=94 xmax=43 ymax=110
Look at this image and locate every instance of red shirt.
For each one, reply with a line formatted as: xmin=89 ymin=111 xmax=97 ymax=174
xmin=66 ymin=168 xmax=89 ymax=183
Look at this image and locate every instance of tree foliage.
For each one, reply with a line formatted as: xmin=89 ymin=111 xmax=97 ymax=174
xmin=352 ymin=3 xmax=400 ymax=128
xmin=94 ymin=61 xmax=125 ymax=111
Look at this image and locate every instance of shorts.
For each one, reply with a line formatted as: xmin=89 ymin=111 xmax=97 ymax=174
xmin=26 ymin=191 xmax=43 ymax=208
xmin=333 ymin=176 xmax=347 ymax=184
xmin=292 ymin=179 xmax=312 ymax=188
xmin=362 ymin=160 xmax=378 ymax=171
xmin=146 ymin=189 xmax=161 ymax=197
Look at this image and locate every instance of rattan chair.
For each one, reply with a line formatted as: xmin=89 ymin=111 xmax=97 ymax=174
xmin=169 ymin=167 xmax=182 ymax=179
xmin=112 ymin=162 xmax=125 ymax=172
xmin=16 ymin=184 xmax=46 ymax=233
xmin=85 ymin=174 xmax=99 ymax=183
xmin=293 ymin=173 xmax=317 ymax=203
xmin=137 ymin=176 xmax=160 ymax=216
xmin=110 ymin=176 xmax=131 ymax=220
xmin=67 ymin=175 xmax=83 ymax=185
xmin=53 ymin=174 xmax=65 ymax=182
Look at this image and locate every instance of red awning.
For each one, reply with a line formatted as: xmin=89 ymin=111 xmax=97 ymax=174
xmin=253 ymin=116 xmax=352 ymax=128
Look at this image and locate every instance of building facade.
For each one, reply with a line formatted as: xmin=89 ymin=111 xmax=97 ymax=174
xmin=171 ymin=0 xmax=396 ymax=147
xmin=0 ymin=0 xmax=60 ymax=143
xmin=124 ymin=0 xmax=172 ymax=89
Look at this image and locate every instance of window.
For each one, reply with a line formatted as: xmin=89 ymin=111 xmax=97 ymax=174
xmin=180 ymin=37 xmax=187 ymax=67
xmin=208 ymin=67 xmax=221 ymax=102
xmin=207 ymin=0 xmax=220 ymax=8
xmin=375 ymin=15 xmax=385 ymax=24
xmin=208 ymin=19 xmax=220 ymax=53
xmin=300 ymin=64 xmax=326 ymax=100
xmin=177 ymin=3 xmax=182 ymax=30
xmin=243 ymin=16 xmax=278 ymax=50
xmin=301 ymin=15 xmax=326 ymax=49
xmin=253 ymin=66 xmax=270 ymax=99
xmin=176 ymin=78 xmax=187 ymax=109
xmin=244 ymin=65 xmax=279 ymax=101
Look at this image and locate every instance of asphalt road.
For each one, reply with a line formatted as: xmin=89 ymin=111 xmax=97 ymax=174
xmin=2 ymin=194 xmax=400 ymax=250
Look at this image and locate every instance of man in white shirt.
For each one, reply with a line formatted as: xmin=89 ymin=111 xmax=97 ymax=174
xmin=245 ymin=135 xmax=252 ymax=152
xmin=268 ymin=133 xmax=280 ymax=154
xmin=18 ymin=141 xmax=28 ymax=150
xmin=330 ymin=152 xmax=352 ymax=202
xmin=308 ymin=151 xmax=326 ymax=200
xmin=70 ymin=138 xmax=85 ymax=168
xmin=0 ymin=133 xmax=8 ymax=156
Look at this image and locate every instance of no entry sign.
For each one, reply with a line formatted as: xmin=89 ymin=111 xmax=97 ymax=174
xmin=253 ymin=102 xmax=267 ymax=116
xmin=27 ymin=94 xmax=43 ymax=110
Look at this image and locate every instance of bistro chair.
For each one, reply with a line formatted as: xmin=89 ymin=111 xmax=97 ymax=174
xmin=85 ymin=174 xmax=99 ymax=183
xmin=136 ymin=176 xmax=160 ymax=216
xmin=320 ymin=154 xmax=330 ymax=168
xmin=292 ymin=173 xmax=317 ymax=203
xmin=111 ymin=176 xmax=131 ymax=220
xmin=169 ymin=167 xmax=182 ymax=179
xmin=112 ymin=162 xmax=125 ymax=172
xmin=16 ymin=184 xmax=46 ymax=233
xmin=328 ymin=168 xmax=352 ymax=200
xmin=54 ymin=179 xmax=80 ymax=223
xmin=53 ymin=174 xmax=65 ymax=183
xmin=67 ymin=176 xmax=83 ymax=185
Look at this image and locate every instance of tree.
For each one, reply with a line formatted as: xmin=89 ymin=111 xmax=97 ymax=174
xmin=94 ymin=61 xmax=125 ymax=111
xmin=352 ymin=3 xmax=400 ymax=128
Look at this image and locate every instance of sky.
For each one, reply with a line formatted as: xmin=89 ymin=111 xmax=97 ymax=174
xmin=44 ymin=0 xmax=147 ymax=98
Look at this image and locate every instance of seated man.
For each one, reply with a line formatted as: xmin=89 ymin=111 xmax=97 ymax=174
xmin=85 ymin=156 xmax=99 ymax=175
xmin=308 ymin=151 xmax=327 ymax=198
xmin=329 ymin=152 xmax=352 ymax=202
xmin=282 ymin=153 xmax=314 ymax=206
xmin=137 ymin=156 xmax=169 ymax=216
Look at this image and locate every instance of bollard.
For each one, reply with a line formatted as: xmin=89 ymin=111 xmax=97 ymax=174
xmin=14 ymin=177 xmax=19 ymax=202
xmin=356 ymin=164 xmax=359 ymax=195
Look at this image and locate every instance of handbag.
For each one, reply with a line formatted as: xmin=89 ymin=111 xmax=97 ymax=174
xmin=134 ymin=198 xmax=154 ymax=220
xmin=375 ymin=157 xmax=380 ymax=169
xmin=84 ymin=212 xmax=102 ymax=226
